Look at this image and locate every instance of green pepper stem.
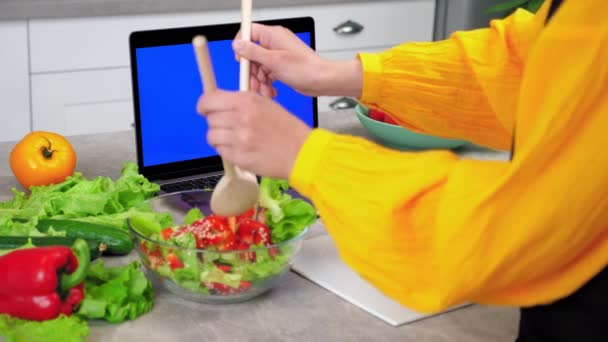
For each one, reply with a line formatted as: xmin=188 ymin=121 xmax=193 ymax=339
xmin=60 ymin=239 xmax=91 ymax=291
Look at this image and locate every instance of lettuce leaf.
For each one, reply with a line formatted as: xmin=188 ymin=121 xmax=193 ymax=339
xmin=0 ymin=162 xmax=161 ymax=238
xmin=0 ymin=314 xmax=88 ymax=342
xmin=184 ymin=207 xmax=204 ymax=225
xmin=76 ymin=260 xmax=154 ymax=323
xmin=199 ymin=262 xmax=243 ymax=288
xmin=235 ymin=248 xmax=291 ymax=281
xmin=258 ymin=177 xmax=291 ymax=223
xmin=258 ymin=177 xmax=316 ymax=242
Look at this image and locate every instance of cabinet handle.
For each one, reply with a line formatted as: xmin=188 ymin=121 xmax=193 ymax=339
xmin=333 ymin=20 xmax=364 ymax=36
xmin=329 ymin=97 xmax=358 ymax=110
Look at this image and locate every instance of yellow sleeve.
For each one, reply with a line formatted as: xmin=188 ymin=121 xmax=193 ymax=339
xmin=291 ymin=0 xmax=608 ymax=313
xmin=358 ymin=7 xmax=543 ymax=150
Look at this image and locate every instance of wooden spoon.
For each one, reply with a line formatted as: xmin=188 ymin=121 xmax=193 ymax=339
xmin=192 ymin=34 xmax=259 ymax=217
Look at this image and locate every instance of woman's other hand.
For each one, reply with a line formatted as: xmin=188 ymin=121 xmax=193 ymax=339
xmin=234 ymin=23 xmax=362 ymax=98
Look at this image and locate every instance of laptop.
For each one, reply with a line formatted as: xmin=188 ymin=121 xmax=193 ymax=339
xmin=129 ymin=17 xmax=318 ymax=193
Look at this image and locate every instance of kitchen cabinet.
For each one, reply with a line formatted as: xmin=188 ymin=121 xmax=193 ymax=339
xmin=28 ymin=9 xmax=256 ymax=73
xmin=8 ymin=0 xmax=435 ymax=138
xmin=31 ymin=68 xmax=133 ymax=135
xmin=257 ymin=0 xmax=434 ymax=53
xmin=27 ymin=9 xmax=251 ymax=135
xmin=0 ymin=21 xmax=30 ymax=142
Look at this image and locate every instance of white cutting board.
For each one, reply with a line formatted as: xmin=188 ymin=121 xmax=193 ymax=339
xmin=291 ymin=235 xmax=466 ymax=326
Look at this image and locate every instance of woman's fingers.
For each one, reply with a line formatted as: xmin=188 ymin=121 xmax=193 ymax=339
xmin=206 ymin=127 xmax=234 ymax=148
xmin=260 ymin=84 xmax=274 ymax=98
xmin=251 ymin=76 xmax=262 ymax=94
xmin=205 ymin=110 xmax=239 ymax=128
xmin=197 ymin=90 xmax=240 ymax=115
xmin=256 ymin=65 xmax=268 ymax=84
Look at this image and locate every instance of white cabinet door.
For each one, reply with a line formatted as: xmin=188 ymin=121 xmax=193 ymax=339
xmin=29 ymin=9 xmax=259 ymax=73
xmin=31 ymin=68 xmax=134 ymax=136
xmin=257 ymin=0 xmax=435 ymax=53
xmin=0 ymin=21 xmax=30 ymax=142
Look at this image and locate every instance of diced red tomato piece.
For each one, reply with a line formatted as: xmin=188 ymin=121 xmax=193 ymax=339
xmin=368 ymin=109 xmax=385 ymax=122
xmin=147 ymin=249 xmax=164 ymax=270
xmin=194 ymin=234 xmax=205 ymax=249
xmin=269 ymin=247 xmax=279 ymax=259
xmin=236 ymin=208 xmax=255 ymax=223
xmin=161 ymin=228 xmax=174 ymax=240
xmin=206 ymin=281 xmax=252 ymax=295
xmin=383 ymin=115 xmax=398 ymax=125
xmin=187 ymin=215 xmax=235 ymax=248
xmin=207 ymin=282 xmax=233 ymax=294
xmin=217 ymin=239 xmax=236 ymax=251
xmin=166 ymin=252 xmax=184 ymax=270
xmin=236 ymin=219 xmax=273 ymax=246
xmin=215 ymin=263 xmax=231 ymax=273
xmin=140 ymin=242 xmax=149 ymax=254
xmin=238 ymin=281 xmax=252 ymax=290
xmin=236 ymin=224 xmax=255 ymax=244
xmin=234 ymin=241 xmax=256 ymax=261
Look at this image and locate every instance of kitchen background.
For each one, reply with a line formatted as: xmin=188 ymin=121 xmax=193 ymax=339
xmin=0 ymin=0 xmax=505 ymax=143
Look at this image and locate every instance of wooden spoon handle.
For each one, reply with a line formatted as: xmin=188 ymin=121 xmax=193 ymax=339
xmin=239 ymin=0 xmax=252 ymax=92
xmin=192 ymin=35 xmax=217 ymax=92
xmin=192 ymin=35 xmax=235 ymax=177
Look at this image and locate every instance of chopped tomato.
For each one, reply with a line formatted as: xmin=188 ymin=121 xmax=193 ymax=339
xmin=187 ymin=215 xmax=235 ymax=248
xmin=234 ymin=241 xmax=256 ymax=261
xmin=236 ymin=208 xmax=255 ymax=223
xmin=215 ymin=263 xmax=231 ymax=273
xmin=207 ymin=281 xmax=252 ymax=295
xmin=268 ymin=247 xmax=279 ymax=259
xmin=161 ymin=228 xmax=174 ymax=240
xmin=166 ymin=252 xmax=184 ymax=270
xmin=208 ymin=282 xmax=235 ymax=294
xmin=237 ymin=219 xmax=273 ymax=246
xmin=238 ymin=281 xmax=252 ymax=291
xmin=147 ymin=249 xmax=164 ymax=270
xmin=236 ymin=224 xmax=254 ymax=244
xmin=383 ymin=115 xmax=398 ymax=125
xmin=217 ymin=239 xmax=236 ymax=251
xmin=368 ymin=109 xmax=385 ymax=122
xmin=139 ymin=242 xmax=149 ymax=254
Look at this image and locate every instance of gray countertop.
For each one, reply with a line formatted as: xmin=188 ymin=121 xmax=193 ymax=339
xmin=0 ymin=110 xmax=516 ymax=342
xmin=0 ymin=0 xmax=404 ymax=21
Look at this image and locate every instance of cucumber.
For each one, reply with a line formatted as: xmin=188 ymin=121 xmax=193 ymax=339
xmin=0 ymin=236 xmax=104 ymax=260
xmin=37 ymin=219 xmax=133 ymax=255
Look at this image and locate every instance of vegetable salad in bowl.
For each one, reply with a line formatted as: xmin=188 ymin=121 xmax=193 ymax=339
xmin=128 ymin=178 xmax=316 ymax=303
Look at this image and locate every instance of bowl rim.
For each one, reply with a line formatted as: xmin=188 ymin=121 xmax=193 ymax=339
xmin=128 ymin=191 xmax=310 ymax=254
xmin=355 ymin=103 xmax=411 ymax=130
xmin=355 ymin=104 xmax=469 ymax=144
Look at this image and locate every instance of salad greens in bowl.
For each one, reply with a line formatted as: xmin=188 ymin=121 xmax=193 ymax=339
xmin=128 ymin=178 xmax=316 ymax=303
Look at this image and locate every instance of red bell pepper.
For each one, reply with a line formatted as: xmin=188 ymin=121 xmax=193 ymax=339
xmin=0 ymin=239 xmax=90 ymax=321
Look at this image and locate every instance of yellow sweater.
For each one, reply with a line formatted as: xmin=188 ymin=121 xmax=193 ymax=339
xmin=290 ymin=0 xmax=608 ymax=313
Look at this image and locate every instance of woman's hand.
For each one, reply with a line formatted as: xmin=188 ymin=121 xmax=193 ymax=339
xmin=197 ymin=90 xmax=312 ymax=179
xmin=234 ymin=23 xmax=363 ymax=98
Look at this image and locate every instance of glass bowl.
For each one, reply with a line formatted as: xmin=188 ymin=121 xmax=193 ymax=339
xmin=128 ymin=190 xmax=308 ymax=304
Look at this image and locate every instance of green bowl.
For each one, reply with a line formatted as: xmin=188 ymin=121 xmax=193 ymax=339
xmin=355 ymin=104 xmax=468 ymax=150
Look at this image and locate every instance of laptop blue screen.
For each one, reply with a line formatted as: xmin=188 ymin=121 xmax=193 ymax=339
xmin=135 ymin=33 xmax=314 ymax=167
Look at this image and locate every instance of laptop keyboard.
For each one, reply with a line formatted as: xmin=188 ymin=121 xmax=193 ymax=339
xmin=160 ymin=175 xmax=222 ymax=193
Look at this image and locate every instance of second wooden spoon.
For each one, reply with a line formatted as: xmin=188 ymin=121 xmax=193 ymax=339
xmin=192 ymin=35 xmax=259 ymax=217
